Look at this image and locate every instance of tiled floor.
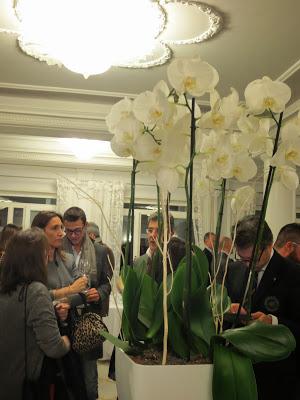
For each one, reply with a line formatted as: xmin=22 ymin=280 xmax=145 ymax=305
xmin=98 ymin=361 xmax=118 ymax=400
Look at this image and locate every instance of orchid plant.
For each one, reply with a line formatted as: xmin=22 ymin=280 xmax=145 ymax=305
xmin=102 ymin=57 xmax=298 ymax=400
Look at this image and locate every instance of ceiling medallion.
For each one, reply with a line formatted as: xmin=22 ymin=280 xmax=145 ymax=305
xmin=0 ymin=0 xmax=222 ymax=78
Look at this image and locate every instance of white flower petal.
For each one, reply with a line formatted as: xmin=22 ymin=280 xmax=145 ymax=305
xmin=275 ymin=165 xmax=299 ymax=190
xmin=110 ymin=136 xmax=132 ymax=157
xmin=231 ymin=186 xmax=256 ymax=217
xmin=167 ymin=57 xmax=219 ymax=97
xmin=156 ymin=168 xmax=180 ymax=193
xmin=245 ymin=76 xmax=291 ymax=115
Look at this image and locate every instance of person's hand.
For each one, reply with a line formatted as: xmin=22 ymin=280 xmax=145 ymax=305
xmin=251 ymin=311 xmax=272 ymax=324
xmin=70 ymin=276 xmax=88 ymax=294
xmin=230 ymin=303 xmax=247 ymax=315
xmin=85 ymin=288 xmax=100 ymax=303
xmin=61 ymin=335 xmax=71 ymax=351
xmin=55 ymin=302 xmax=70 ymax=321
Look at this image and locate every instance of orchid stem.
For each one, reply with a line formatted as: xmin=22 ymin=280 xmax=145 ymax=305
xmin=124 ymin=159 xmax=138 ymax=267
xmin=183 ymin=97 xmax=196 ymax=359
xmin=234 ymin=112 xmax=283 ymax=326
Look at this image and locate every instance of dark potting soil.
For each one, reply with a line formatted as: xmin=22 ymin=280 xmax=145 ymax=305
xmin=130 ymin=349 xmax=211 ymax=366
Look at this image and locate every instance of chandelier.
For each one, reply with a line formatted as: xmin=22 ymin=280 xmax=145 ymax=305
xmin=0 ymin=0 xmax=222 ymax=78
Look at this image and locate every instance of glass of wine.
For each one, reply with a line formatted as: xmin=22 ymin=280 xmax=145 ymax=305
xmin=78 ymin=258 xmax=91 ymax=294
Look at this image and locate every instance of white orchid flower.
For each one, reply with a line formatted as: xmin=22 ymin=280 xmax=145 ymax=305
xmin=167 ymin=57 xmax=219 ymax=97
xmin=230 ymin=153 xmax=258 ymax=182
xmin=113 ymin=115 xmax=143 ymax=146
xmin=159 ymin=114 xmax=190 ymax=168
xmin=271 ymin=137 xmax=300 ymax=167
xmin=153 ymin=80 xmax=170 ymax=97
xmin=106 ymin=97 xmax=134 ymax=133
xmin=249 ymin=118 xmax=273 ymax=157
xmin=156 ymin=167 xmax=180 ymax=194
xmin=199 ymin=129 xmax=222 ymax=156
xmin=133 ymin=88 xmax=174 ymax=128
xmin=195 ymin=175 xmax=211 ymax=197
xmin=230 ymin=132 xmax=251 ymax=154
xmin=274 ymin=164 xmax=299 ymax=190
xmin=110 ymin=135 xmax=132 ymax=158
xmin=207 ymin=144 xmax=233 ymax=181
xmin=132 ymin=133 xmax=161 ymax=162
xmin=231 ymin=186 xmax=256 ymax=217
xmin=244 ymin=76 xmax=291 ymax=115
xmin=199 ymin=88 xmax=242 ymax=131
xmin=281 ymin=118 xmax=300 ymax=142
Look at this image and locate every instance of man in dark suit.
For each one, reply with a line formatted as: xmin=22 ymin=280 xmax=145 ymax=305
xmin=226 ymin=215 xmax=300 ymax=400
xmin=274 ymin=222 xmax=300 ymax=264
xmin=203 ymin=231 xmax=215 ymax=267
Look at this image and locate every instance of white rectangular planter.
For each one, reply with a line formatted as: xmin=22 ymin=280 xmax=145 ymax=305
xmin=116 ymin=348 xmax=213 ymax=400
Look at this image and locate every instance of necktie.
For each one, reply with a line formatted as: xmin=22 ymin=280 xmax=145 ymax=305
xmin=251 ymin=271 xmax=259 ymax=298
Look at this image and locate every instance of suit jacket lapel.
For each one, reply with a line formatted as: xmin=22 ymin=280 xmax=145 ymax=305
xmin=252 ymin=252 xmax=280 ymax=307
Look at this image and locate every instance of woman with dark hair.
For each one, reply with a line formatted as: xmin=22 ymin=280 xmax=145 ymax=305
xmin=31 ymin=211 xmax=89 ymax=400
xmin=31 ymin=211 xmax=87 ymax=304
xmin=0 ymin=223 xmax=22 ymax=260
xmin=0 ymin=228 xmax=70 ymax=400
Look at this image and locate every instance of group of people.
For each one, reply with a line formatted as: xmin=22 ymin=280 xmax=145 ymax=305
xmin=138 ymin=212 xmax=300 ymax=400
xmin=0 ymin=207 xmax=114 ymax=400
xmin=1 ymin=205 xmax=300 ymax=400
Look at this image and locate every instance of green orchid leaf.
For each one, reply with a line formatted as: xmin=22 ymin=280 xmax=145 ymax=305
xmin=146 ymin=275 xmax=172 ymax=339
xmin=219 ymin=321 xmax=296 ymax=363
xmin=192 ymin=244 xmax=209 ymax=288
xmin=138 ymin=274 xmax=158 ymax=328
xmin=190 ymin=286 xmax=216 ymax=345
xmin=122 ymin=267 xmax=141 ymax=342
xmin=208 ymin=283 xmax=231 ymax=318
xmin=146 ymin=281 xmax=163 ymax=339
xmin=168 ymin=309 xmax=190 ymax=359
xmin=190 ymin=333 xmax=210 ymax=357
xmin=171 ymin=258 xmax=199 ymax=321
xmin=213 ymin=342 xmax=257 ymax=400
xmin=99 ymin=329 xmax=131 ymax=353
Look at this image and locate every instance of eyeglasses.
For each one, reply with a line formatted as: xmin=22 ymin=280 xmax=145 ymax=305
xmin=65 ymin=227 xmax=84 ymax=236
xmin=236 ymin=248 xmax=264 ymax=264
xmin=146 ymin=228 xmax=159 ymax=234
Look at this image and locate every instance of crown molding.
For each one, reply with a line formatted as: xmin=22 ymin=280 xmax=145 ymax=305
xmin=277 ymin=59 xmax=300 ymax=82
xmin=0 ymin=82 xmax=137 ymax=101
xmin=0 ymin=133 xmax=132 ymax=170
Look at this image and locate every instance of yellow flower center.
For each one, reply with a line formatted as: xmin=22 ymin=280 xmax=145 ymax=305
xmin=212 ymin=113 xmax=225 ymax=127
xmin=263 ymin=97 xmax=275 ymax=109
xmin=216 ymin=154 xmax=229 ymax=166
xmin=233 ymin=166 xmax=241 ymax=176
xmin=121 ymin=111 xmax=130 ymax=118
xmin=123 ymin=132 xmax=133 ymax=142
xmin=286 ymin=150 xmax=298 ymax=161
xmin=184 ymin=76 xmax=197 ymax=91
xmin=151 ymin=108 xmax=163 ymax=119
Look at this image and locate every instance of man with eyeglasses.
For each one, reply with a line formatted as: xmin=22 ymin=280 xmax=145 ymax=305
xmin=134 ymin=211 xmax=185 ymax=282
xmin=62 ymin=207 xmax=112 ymax=400
xmin=226 ymin=215 xmax=300 ymax=400
xmin=274 ymin=223 xmax=300 ymax=265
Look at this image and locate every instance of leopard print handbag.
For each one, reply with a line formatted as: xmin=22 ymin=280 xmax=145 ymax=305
xmin=71 ymin=311 xmax=109 ymax=355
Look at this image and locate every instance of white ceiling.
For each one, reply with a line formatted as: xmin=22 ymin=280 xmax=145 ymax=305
xmin=0 ymin=0 xmax=300 ymax=165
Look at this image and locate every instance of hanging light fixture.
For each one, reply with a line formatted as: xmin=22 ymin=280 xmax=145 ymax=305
xmin=0 ymin=0 xmax=222 ymax=78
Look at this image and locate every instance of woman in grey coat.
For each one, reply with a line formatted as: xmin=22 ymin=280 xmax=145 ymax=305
xmin=0 ymin=228 xmax=70 ymax=400
xmin=31 ymin=211 xmax=88 ymax=306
